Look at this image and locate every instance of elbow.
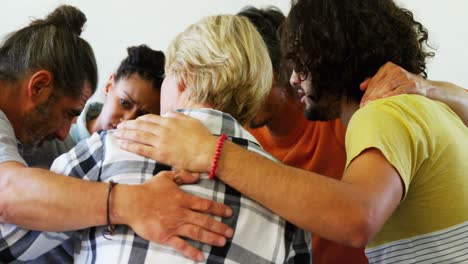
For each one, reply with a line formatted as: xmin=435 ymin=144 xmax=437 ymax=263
xmin=346 ymin=223 xmax=372 ymax=248
xmin=0 ymin=200 xmax=5 ymax=223
xmin=0 ymin=174 xmax=11 ymax=223
xmin=342 ymin=206 xmax=380 ymax=248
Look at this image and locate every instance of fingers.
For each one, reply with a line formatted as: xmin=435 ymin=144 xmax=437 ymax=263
xmin=136 ymin=112 xmax=191 ymax=126
xmin=165 ymin=236 xmax=205 ymax=262
xmin=136 ymin=113 xmax=167 ymax=123
xmin=368 ymin=62 xmax=390 ymax=86
xmin=183 ymin=193 xmax=233 ymax=218
xmin=382 ymin=86 xmax=410 ymax=98
xmin=172 ymin=170 xmax=201 ymax=185
xmin=158 ymin=170 xmax=200 ymax=185
xmin=114 ymin=127 xmax=159 ymax=146
xmin=359 ymin=78 xmax=371 ymax=91
xmin=176 ymin=223 xmax=227 ymax=246
xmin=118 ymin=139 xmax=160 ymax=161
xmin=361 ymin=69 xmax=412 ymax=107
xmin=181 ymin=208 xmax=233 ymax=237
xmin=117 ymin=119 xmax=165 ymax=137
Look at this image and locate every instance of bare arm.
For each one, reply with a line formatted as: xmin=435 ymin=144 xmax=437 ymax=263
xmin=0 ymin=161 xmax=107 ymax=230
xmin=116 ymin=113 xmax=402 ymax=247
xmin=212 ymin=144 xmax=402 ymax=247
xmin=425 ymin=81 xmax=468 ymax=126
xmin=360 ymin=61 xmax=468 ymax=126
xmin=0 ymin=161 xmax=233 ymax=261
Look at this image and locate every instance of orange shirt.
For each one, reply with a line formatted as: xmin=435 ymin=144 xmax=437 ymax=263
xmin=249 ymin=117 xmax=368 ymax=264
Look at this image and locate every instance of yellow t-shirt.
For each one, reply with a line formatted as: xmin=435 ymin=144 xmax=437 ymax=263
xmin=346 ymin=95 xmax=468 ymax=263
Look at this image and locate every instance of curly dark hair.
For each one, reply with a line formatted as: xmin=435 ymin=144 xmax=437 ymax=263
xmin=283 ymin=0 xmax=434 ymax=104
xmin=115 ymin=45 xmax=165 ymax=91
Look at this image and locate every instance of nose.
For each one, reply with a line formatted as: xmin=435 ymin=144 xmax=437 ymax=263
xmin=290 ymin=70 xmax=301 ymax=87
xmin=55 ymin=122 xmax=72 ymax=141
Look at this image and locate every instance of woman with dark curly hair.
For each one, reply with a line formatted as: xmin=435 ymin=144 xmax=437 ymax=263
xmin=69 ymin=44 xmax=165 ymax=144
xmin=115 ymin=0 xmax=468 ymax=263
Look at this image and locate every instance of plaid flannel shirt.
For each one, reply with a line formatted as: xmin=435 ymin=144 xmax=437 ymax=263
xmin=1 ymin=108 xmax=311 ymax=263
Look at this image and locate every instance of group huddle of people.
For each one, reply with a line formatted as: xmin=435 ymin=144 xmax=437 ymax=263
xmin=0 ymin=0 xmax=467 ymax=264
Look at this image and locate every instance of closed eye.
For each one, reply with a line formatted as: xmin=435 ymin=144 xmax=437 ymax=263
xmin=65 ymin=109 xmax=81 ymax=120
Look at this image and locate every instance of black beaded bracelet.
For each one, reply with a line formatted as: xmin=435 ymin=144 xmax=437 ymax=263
xmin=104 ymin=180 xmax=118 ymax=238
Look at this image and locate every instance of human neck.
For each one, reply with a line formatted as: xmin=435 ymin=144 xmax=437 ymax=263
xmin=178 ymin=100 xmax=212 ymax=111
xmin=266 ymin=96 xmax=306 ymax=139
xmin=340 ymin=97 xmax=360 ymax=126
xmin=87 ymin=115 xmax=100 ymax=135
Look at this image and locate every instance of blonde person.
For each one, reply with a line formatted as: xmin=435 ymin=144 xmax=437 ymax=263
xmin=7 ymin=15 xmax=310 ymax=263
xmin=116 ymin=0 xmax=468 ymax=263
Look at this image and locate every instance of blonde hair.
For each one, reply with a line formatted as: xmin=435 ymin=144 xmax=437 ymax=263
xmin=165 ymin=15 xmax=272 ymax=125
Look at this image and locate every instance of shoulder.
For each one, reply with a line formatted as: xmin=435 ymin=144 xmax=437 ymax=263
xmin=352 ymin=94 xmax=440 ymax=123
xmin=0 ymin=110 xmax=15 ymax=135
xmin=0 ymin=110 xmax=27 ymax=165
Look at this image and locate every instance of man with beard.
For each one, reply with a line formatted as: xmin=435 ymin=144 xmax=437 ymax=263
xmin=115 ymin=0 xmax=468 ymax=262
xmin=0 ymin=5 xmax=232 ymax=263
xmin=241 ymin=5 xmax=468 ymax=264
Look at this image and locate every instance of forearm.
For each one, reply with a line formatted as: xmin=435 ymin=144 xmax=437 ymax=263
xmin=214 ymin=141 xmax=370 ymax=247
xmin=427 ymin=81 xmax=468 ymax=126
xmin=0 ymin=164 xmax=109 ymax=231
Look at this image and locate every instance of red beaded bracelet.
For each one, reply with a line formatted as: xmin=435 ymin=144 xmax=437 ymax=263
xmin=209 ymin=134 xmax=228 ymax=180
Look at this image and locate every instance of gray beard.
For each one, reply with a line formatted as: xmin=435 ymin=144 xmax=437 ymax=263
xmin=20 ymin=94 xmax=57 ymax=148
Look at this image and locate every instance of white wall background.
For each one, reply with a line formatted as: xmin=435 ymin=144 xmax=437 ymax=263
xmin=396 ymin=0 xmax=468 ymax=90
xmin=2 ymin=0 xmax=467 ymax=102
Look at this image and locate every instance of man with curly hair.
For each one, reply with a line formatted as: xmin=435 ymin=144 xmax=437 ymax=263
xmin=278 ymin=1 xmax=468 ymax=262
xmin=243 ymin=3 xmax=468 ymax=263
xmin=115 ymin=0 xmax=468 ymax=263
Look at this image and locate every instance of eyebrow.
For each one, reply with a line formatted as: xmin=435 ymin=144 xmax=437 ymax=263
xmin=123 ymin=91 xmax=137 ymax=105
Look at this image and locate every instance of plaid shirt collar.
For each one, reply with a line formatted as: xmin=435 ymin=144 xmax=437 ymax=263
xmin=175 ymin=108 xmax=260 ymax=145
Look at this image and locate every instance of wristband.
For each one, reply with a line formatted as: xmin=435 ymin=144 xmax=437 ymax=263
xmin=209 ymin=134 xmax=228 ymax=180
xmin=104 ymin=180 xmax=118 ymax=238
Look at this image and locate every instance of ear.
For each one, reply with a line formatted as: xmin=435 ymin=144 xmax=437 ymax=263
xmin=174 ymin=77 xmax=190 ymax=107
xmin=26 ymin=70 xmax=54 ymax=106
xmin=104 ymin=74 xmax=115 ymax=95
xmin=177 ymin=77 xmax=186 ymax=93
